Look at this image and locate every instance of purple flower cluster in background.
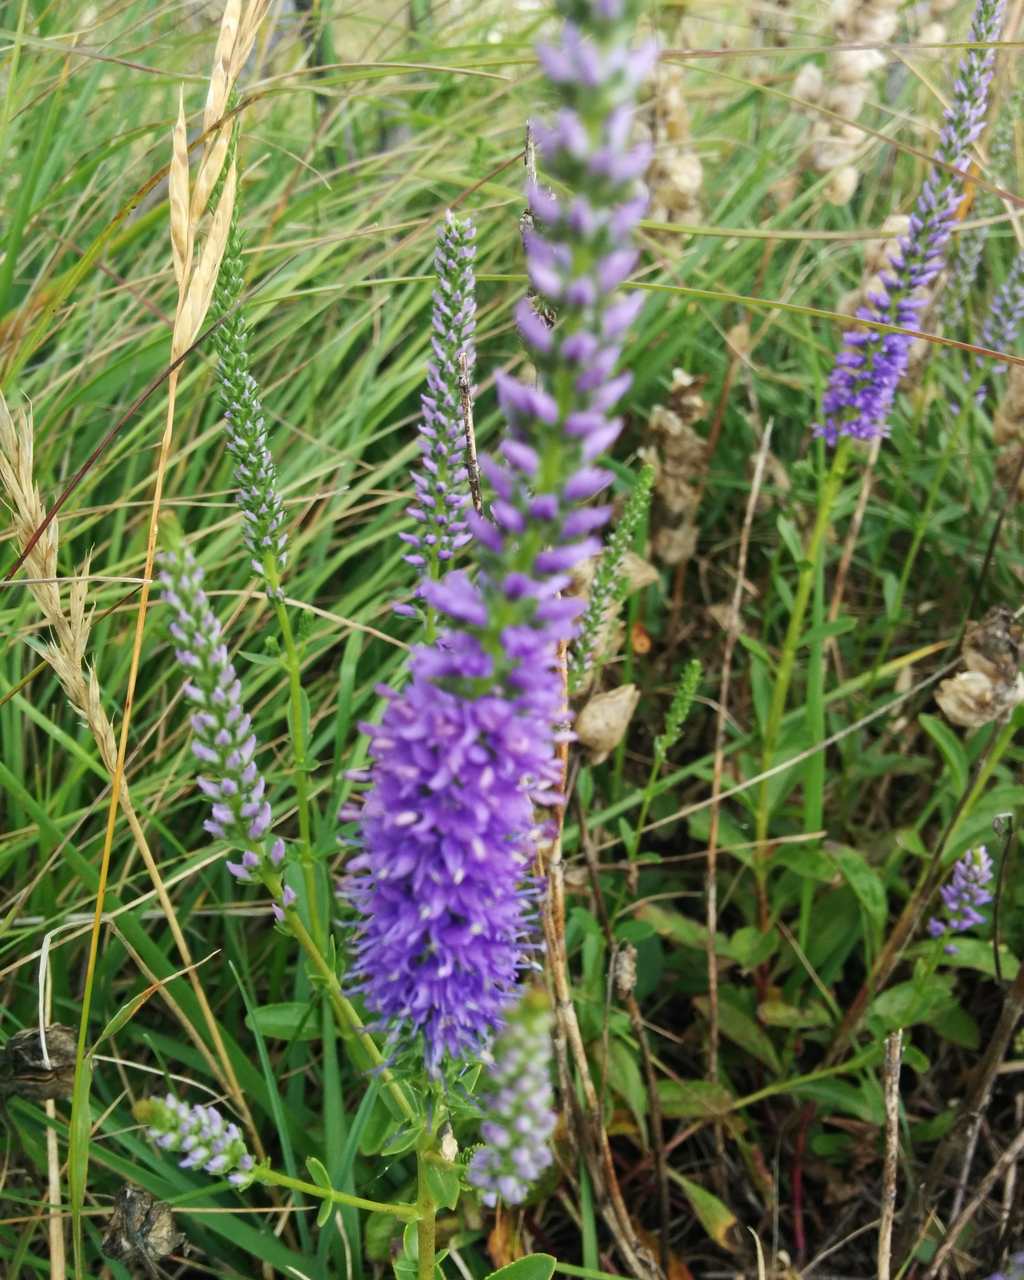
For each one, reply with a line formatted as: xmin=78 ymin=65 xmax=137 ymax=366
xmin=927 ymin=845 xmax=994 ymax=955
xmin=160 ymin=548 xmax=286 ymax=898
xmin=397 ymin=212 xmax=476 ymax=609
xmin=467 ymin=991 xmax=556 ymax=1206
xmin=981 ymin=252 xmax=1024 ymax=375
xmin=136 ymin=1094 xmax=255 ymax=1187
xmin=986 ymin=1252 xmax=1024 ymax=1280
xmin=344 ymin=0 xmax=653 ymax=1070
xmin=816 ymin=0 xmax=1005 ymax=445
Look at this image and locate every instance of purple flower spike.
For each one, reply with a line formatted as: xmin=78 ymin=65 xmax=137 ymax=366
xmin=816 ymin=0 xmax=1006 ymax=445
xmin=467 ymin=992 xmax=556 ymax=1206
xmin=927 ymin=845 xmax=995 ymax=954
xmin=160 ymin=548 xmax=283 ymax=896
xmin=345 ymin=0 xmax=650 ymax=1071
xmin=136 ymin=1094 xmax=255 ymax=1188
xmin=401 ymin=213 xmax=477 ymax=604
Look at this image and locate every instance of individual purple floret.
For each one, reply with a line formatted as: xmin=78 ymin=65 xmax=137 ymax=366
xmin=397 ymin=213 xmax=476 ymax=613
xmin=981 ymin=252 xmax=1024 ymax=375
xmin=160 ymin=547 xmax=287 ymax=898
xmin=344 ymin=0 xmax=653 ymax=1071
xmin=134 ymin=1094 xmax=255 ymax=1188
xmin=467 ymin=991 xmax=556 ymax=1207
xmin=816 ymin=0 xmax=1006 ymax=445
xmin=927 ymin=845 xmax=994 ymax=955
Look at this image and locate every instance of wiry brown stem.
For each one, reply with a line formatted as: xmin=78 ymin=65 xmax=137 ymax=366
xmin=542 ymin=648 xmax=660 ymax=1280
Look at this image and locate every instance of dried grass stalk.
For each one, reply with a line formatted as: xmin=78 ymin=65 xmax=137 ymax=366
xmin=0 ymin=388 xmax=258 ymax=1144
xmin=175 ymin=160 xmax=237 ymax=357
xmin=640 ymin=368 xmax=709 ymax=569
xmin=169 ymin=92 xmax=191 ymax=290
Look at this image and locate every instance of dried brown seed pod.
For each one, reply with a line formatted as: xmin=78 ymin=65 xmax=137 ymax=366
xmin=613 ymin=944 xmax=638 ymax=1000
xmin=0 ymin=1024 xmax=77 ymax=1101
xmin=963 ymin=606 xmax=1024 ymax=687
xmin=935 ymin=670 xmax=1002 ymax=729
xmin=936 ymin=607 xmax=1024 ymax=728
xmin=102 ymin=1185 xmax=184 ymax=1276
xmin=575 ymin=684 xmax=641 ymax=764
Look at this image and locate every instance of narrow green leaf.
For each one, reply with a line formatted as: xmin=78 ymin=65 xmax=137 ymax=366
xmin=919 ymin=713 xmax=969 ymax=796
xmin=486 ymin=1254 xmax=557 ymax=1280
xmin=693 ymin=997 xmax=781 ymax=1075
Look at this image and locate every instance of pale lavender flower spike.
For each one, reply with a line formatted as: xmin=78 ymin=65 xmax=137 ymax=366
xmin=981 ymin=252 xmax=1024 ymax=375
xmin=927 ymin=845 xmax=995 ymax=955
xmin=138 ymin=1094 xmax=255 ymax=1188
xmin=816 ymin=0 xmax=1006 ymax=444
xmin=396 ymin=212 xmax=476 ymax=613
xmin=160 ymin=547 xmax=288 ymax=912
xmin=467 ymin=994 xmax=556 ymax=1206
xmin=344 ymin=0 xmax=653 ymax=1071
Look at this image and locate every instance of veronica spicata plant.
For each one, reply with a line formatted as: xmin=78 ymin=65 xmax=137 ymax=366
xmin=981 ymin=253 xmax=1024 ymax=375
xmin=159 ymin=546 xmax=289 ymax=909
xmin=816 ymin=0 xmax=1005 ymax=444
xmin=135 ymin=1095 xmax=256 ymax=1188
xmin=343 ymin=0 xmax=655 ymax=1071
xmin=946 ymin=87 xmax=1022 ymax=330
xmin=397 ymin=211 xmax=476 ymax=623
xmin=210 ymin=165 xmax=288 ymax=594
xmin=467 ymin=990 xmax=556 ymax=1206
xmin=927 ymin=845 xmax=995 ymax=955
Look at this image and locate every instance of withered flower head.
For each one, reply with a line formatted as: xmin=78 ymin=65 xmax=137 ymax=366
xmin=936 ymin=607 xmax=1024 ymax=730
xmin=102 ymin=1185 xmax=183 ymax=1276
xmin=0 ymin=1024 xmax=77 ymax=1101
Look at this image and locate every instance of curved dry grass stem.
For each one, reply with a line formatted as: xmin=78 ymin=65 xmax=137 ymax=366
xmin=0 ymin=392 xmax=257 ymax=1116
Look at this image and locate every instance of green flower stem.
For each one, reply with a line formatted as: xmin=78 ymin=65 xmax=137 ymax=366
xmin=279 ymin=900 xmax=416 ymax=1124
xmin=416 ymin=1145 xmax=437 ymax=1280
xmin=827 ymin=713 xmax=1019 ymax=1063
xmin=754 ymin=439 xmax=851 ymax=924
xmin=252 ymin=1166 xmax=418 ymax=1220
xmin=865 ymin=370 xmax=985 ymax=689
xmin=266 ymin=559 xmax=321 ymax=949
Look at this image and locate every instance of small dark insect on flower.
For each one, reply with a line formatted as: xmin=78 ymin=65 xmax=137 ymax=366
xmin=101 ymin=1185 xmax=183 ymax=1279
xmin=0 ymin=1024 xmax=77 ymax=1101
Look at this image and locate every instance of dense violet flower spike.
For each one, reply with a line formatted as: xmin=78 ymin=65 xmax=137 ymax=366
xmin=343 ymin=634 xmax=555 ymax=1069
xmin=816 ymin=0 xmax=1006 ymax=445
xmin=159 ymin=548 xmax=286 ymax=898
xmin=927 ymin=845 xmax=994 ymax=954
xmin=397 ymin=213 xmax=476 ymax=606
xmin=345 ymin=0 xmax=652 ymax=1070
xmin=135 ymin=1094 xmax=255 ymax=1187
xmin=467 ymin=991 xmax=556 ymax=1206
xmin=211 ymin=198 xmax=288 ymax=591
